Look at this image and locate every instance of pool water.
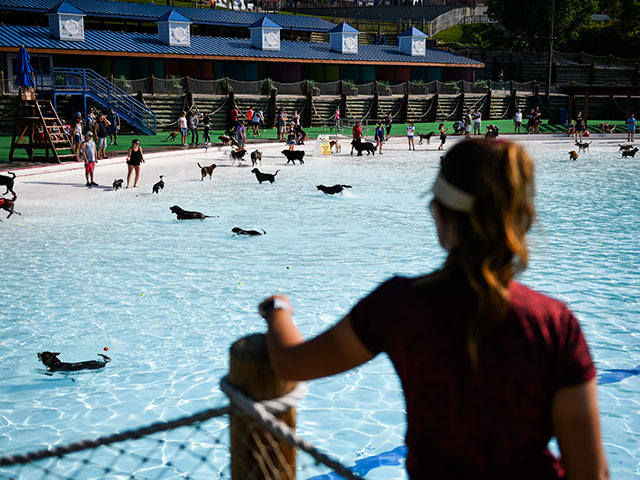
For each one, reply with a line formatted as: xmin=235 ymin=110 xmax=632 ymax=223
xmin=0 ymin=136 xmax=638 ymax=478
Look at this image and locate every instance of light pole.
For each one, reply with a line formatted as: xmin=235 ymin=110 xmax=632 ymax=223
xmin=545 ymin=0 xmax=556 ymax=104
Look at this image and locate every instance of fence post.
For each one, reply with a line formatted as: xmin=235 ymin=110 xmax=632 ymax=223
xmin=185 ymin=76 xmax=191 ymax=93
xmin=340 ymin=93 xmax=346 ymax=122
xmin=0 ymin=70 xmax=4 ymax=95
xmin=305 ymin=81 xmax=312 ymax=128
xmin=372 ymin=91 xmax=379 ymax=121
xmin=432 ymin=93 xmax=439 ymax=122
xmin=268 ymin=88 xmax=276 ymax=129
xmin=484 ymin=88 xmax=491 ymax=120
xmin=151 ymin=74 xmax=156 ymax=96
xmin=229 ymin=333 xmax=298 ymax=480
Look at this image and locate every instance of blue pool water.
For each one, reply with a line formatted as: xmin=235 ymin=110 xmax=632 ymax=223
xmin=0 ymin=137 xmax=639 ymax=478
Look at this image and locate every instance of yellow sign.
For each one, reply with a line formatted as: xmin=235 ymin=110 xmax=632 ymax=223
xmin=320 ymin=142 xmax=331 ymax=156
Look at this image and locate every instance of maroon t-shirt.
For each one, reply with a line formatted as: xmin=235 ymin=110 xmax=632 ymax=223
xmin=350 ymin=274 xmax=595 ymax=479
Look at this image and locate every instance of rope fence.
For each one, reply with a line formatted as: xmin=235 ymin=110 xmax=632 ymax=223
xmin=0 ymin=335 xmax=364 ymax=480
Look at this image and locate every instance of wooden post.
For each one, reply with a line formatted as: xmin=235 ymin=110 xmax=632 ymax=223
xmin=401 ymin=93 xmax=408 ymax=123
xmin=151 ymin=74 xmax=156 ymax=96
xmin=589 ymin=62 xmax=595 ymax=85
xmin=0 ymin=70 xmax=5 ymax=95
xmin=229 ymin=334 xmax=298 ymax=480
xmin=305 ymin=81 xmax=312 ymax=128
xmin=185 ymin=75 xmax=191 ymax=92
xmin=584 ymin=93 xmax=590 ymax=126
xmin=432 ymin=93 xmax=439 ymax=122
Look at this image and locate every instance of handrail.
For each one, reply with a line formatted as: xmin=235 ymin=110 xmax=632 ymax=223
xmin=39 ymin=68 xmax=156 ymax=135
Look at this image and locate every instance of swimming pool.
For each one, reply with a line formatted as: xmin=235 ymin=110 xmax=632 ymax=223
xmin=0 ymin=136 xmax=638 ymax=478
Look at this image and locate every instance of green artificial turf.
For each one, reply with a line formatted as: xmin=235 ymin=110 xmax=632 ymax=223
xmin=0 ymin=119 xmax=627 ymax=164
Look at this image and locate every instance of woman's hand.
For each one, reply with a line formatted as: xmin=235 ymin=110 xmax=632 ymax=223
xmin=258 ymin=295 xmax=294 ymax=320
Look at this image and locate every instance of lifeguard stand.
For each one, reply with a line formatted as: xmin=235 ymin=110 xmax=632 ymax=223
xmin=9 ymin=87 xmax=78 ymax=163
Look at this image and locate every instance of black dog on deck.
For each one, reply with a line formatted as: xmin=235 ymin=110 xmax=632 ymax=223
xmin=418 ymin=132 xmax=435 ymax=145
xmin=0 ymin=194 xmax=21 ymax=219
xmin=152 ymin=175 xmax=165 ymax=194
xmin=316 ymin=184 xmax=352 ymax=195
xmin=0 ymin=172 xmax=16 ymax=197
xmin=251 ymin=168 xmax=279 ymax=184
xmin=251 ymin=150 xmax=262 ymax=167
xmin=38 ymin=351 xmax=111 ymax=372
xmin=351 ymin=140 xmax=376 ymax=156
xmin=282 ymin=150 xmax=305 ymax=164
xmin=169 ymin=205 xmax=216 ymax=220
xmin=622 ymin=147 xmax=639 ymax=158
xmin=112 ymin=179 xmax=124 ymax=191
xmin=232 ymin=227 xmax=266 ymax=236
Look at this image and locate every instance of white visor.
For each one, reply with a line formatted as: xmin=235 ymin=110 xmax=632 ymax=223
xmin=432 ymin=174 xmax=474 ymax=212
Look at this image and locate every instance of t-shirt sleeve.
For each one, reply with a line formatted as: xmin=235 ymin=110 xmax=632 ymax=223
xmin=555 ymin=307 xmax=596 ymax=388
xmin=349 ymin=277 xmax=406 ymax=355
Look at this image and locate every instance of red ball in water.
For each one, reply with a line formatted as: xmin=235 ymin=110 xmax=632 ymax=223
xmin=104 ymin=347 xmax=109 ymax=351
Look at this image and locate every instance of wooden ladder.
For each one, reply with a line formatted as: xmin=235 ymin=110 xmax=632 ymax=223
xmin=9 ymin=93 xmax=78 ymax=163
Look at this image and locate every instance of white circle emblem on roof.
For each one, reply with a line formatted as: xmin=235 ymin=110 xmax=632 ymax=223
xmin=63 ymin=19 xmax=80 ymax=36
xmin=173 ymin=26 xmax=187 ymax=42
xmin=265 ymin=32 xmax=278 ymax=48
xmin=413 ymin=40 xmax=425 ymax=54
xmin=344 ymin=36 xmax=357 ymax=51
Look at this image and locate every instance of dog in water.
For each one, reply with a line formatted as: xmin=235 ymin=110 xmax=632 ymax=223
xmin=351 ymin=140 xmax=376 ymax=156
xmin=112 ymin=179 xmax=124 ymax=191
xmin=329 ymin=140 xmax=342 ymax=154
xmin=282 ymin=150 xmax=305 ymax=164
xmin=232 ymin=227 xmax=266 ymax=236
xmin=418 ymin=132 xmax=435 ymax=145
xmin=569 ymin=150 xmax=579 ymax=162
xmin=575 ymin=141 xmax=591 ymax=153
xmin=230 ymin=148 xmax=247 ymax=166
xmin=251 ymin=168 xmax=279 ymax=184
xmin=622 ymin=147 xmax=639 ymax=158
xmin=251 ymin=150 xmax=262 ymax=167
xmin=0 ymin=171 xmax=16 ymax=197
xmin=169 ymin=205 xmax=215 ymax=220
xmin=0 ymin=193 xmax=20 ymax=219
xmin=152 ymin=175 xmax=165 ymax=194
xmin=316 ymin=184 xmax=352 ymax=195
xmin=619 ymin=144 xmax=634 ymax=152
xmin=38 ymin=351 xmax=111 ymax=372
xmin=198 ymin=163 xmax=217 ymax=181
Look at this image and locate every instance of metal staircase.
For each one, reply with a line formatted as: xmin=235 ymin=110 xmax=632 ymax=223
xmin=35 ymin=68 xmax=156 ymax=136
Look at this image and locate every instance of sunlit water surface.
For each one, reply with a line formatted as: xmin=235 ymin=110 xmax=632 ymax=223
xmin=1 ymin=137 xmax=638 ymax=478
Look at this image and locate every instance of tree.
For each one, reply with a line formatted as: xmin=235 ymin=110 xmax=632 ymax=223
xmin=485 ymin=0 xmax=598 ymax=50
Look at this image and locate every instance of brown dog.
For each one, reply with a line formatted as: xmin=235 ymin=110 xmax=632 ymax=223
xmin=198 ymin=162 xmax=217 ymax=181
xmin=0 ymin=193 xmax=20 ymax=219
xmin=569 ymin=150 xmax=579 ymax=162
xmin=619 ymin=144 xmax=634 ymax=152
xmin=38 ymin=351 xmax=111 ymax=372
xmin=329 ymin=140 xmax=342 ymax=154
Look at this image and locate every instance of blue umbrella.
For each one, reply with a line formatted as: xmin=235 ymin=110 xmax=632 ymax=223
xmin=14 ymin=44 xmax=35 ymax=88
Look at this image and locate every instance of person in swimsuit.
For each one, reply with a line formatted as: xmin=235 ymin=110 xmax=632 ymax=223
xmin=438 ymin=123 xmax=449 ymax=151
xmin=258 ymin=138 xmax=609 ymax=480
xmin=126 ymin=139 xmax=145 ymax=189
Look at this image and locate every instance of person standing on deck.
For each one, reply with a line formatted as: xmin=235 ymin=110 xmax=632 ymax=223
xmin=627 ymin=113 xmax=636 ymax=142
xmin=81 ymin=131 xmax=98 ymax=187
xmin=351 ymin=121 xmax=363 ymax=155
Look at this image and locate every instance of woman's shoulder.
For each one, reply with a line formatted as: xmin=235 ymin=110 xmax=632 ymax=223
xmin=509 ymin=281 xmax=573 ymax=319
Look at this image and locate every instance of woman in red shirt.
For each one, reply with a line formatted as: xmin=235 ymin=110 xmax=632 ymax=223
xmin=260 ymin=139 xmax=609 ymax=479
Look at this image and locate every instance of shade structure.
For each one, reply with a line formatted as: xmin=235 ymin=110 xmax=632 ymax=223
xmin=15 ymin=44 xmax=35 ymax=88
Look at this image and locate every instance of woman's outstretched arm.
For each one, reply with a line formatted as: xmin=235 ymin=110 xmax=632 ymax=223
xmin=552 ymin=378 xmax=609 ymax=480
xmin=261 ymin=295 xmax=374 ymax=381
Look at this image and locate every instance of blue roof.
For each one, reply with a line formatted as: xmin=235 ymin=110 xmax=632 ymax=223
xmin=248 ymin=17 xmax=281 ymax=29
xmin=0 ymin=24 xmax=484 ymax=67
xmin=45 ymin=1 xmax=84 ymax=15
xmin=328 ymin=22 xmax=359 ymax=34
xmin=156 ymin=9 xmax=191 ymax=24
xmin=398 ymin=26 xmax=427 ymax=38
xmin=0 ymin=0 xmax=335 ymax=32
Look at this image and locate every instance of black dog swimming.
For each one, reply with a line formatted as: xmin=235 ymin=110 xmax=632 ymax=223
xmin=170 ymin=205 xmax=216 ymax=220
xmin=112 ymin=179 xmax=124 ymax=191
xmin=152 ymin=175 xmax=165 ymax=194
xmin=622 ymin=147 xmax=639 ymax=158
xmin=0 ymin=171 xmax=16 ymax=197
xmin=251 ymin=150 xmax=262 ymax=167
xmin=281 ymin=150 xmax=305 ymax=164
xmin=351 ymin=140 xmax=376 ymax=156
xmin=251 ymin=168 xmax=280 ymax=184
xmin=316 ymin=184 xmax=352 ymax=195
xmin=38 ymin=351 xmax=111 ymax=372
xmin=232 ymin=227 xmax=266 ymax=236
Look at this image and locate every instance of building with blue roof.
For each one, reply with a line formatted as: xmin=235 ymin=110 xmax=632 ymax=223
xmin=0 ymin=0 xmax=483 ymax=88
